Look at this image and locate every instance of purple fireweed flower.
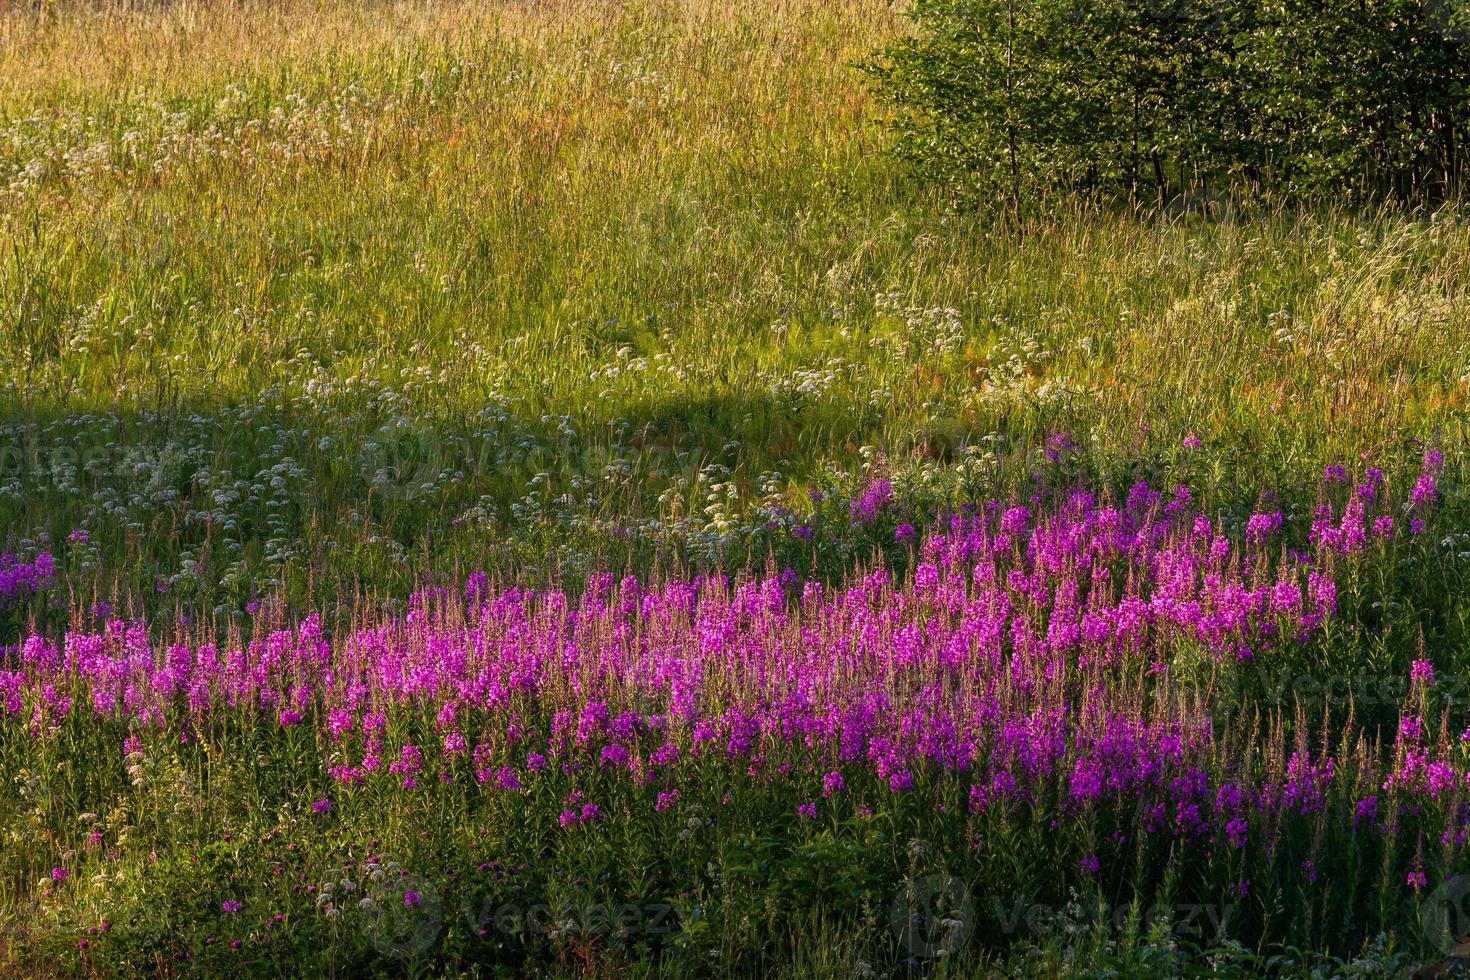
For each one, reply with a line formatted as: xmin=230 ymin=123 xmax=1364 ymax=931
xmin=465 ymin=571 xmax=489 ymax=600
xmin=797 ymin=801 xmax=817 ymax=819
xmin=388 ymin=745 xmax=423 ymax=776
xmin=0 ymin=471 xmax=1413 ymax=897
xmin=1410 ymin=473 xmax=1437 ymax=508
xmin=0 ymin=551 xmax=55 ymax=606
xmin=473 ymin=746 xmax=496 ymax=787
xmin=999 ymin=506 xmax=1029 ymax=535
xmin=848 ymin=478 xmax=893 ymax=525
xmin=403 ymin=891 xmax=422 ymax=906
xmin=221 ymin=900 xmax=241 ymax=913
xmin=1245 ymin=512 xmax=1283 ymax=545
xmin=327 ymin=709 xmax=353 ymax=739
xmin=1357 ymin=468 xmax=1384 ymax=500
xmin=1044 ymin=431 xmax=1075 ymax=463
xmin=311 ymin=799 xmax=331 ymax=814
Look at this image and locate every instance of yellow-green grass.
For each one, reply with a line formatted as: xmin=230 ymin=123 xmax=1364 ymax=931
xmin=1 ymin=0 xmax=1468 ymax=608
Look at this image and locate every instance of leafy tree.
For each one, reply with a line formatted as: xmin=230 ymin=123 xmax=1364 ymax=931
xmin=868 ymin=0 xmax=1470 ymax=204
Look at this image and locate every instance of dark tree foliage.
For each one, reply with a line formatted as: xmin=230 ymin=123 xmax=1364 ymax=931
xmin=868 ymin=0 xmax=1470 ymax=205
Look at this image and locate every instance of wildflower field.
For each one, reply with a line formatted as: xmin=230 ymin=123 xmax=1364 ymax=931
xmin=5 ymin=0 xmax=1470 ymax=976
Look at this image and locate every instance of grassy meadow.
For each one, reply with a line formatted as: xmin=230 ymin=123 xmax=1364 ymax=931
xmin=3 ymin=1 xmax=1470 ymax=976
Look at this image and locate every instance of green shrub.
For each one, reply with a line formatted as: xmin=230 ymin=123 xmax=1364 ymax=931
xmin=869 ymin=0 xmax=1470 ymax=205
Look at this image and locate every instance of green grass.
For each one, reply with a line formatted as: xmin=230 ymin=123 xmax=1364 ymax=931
xmin=3 ymin=0 xmax=1469 ymax=618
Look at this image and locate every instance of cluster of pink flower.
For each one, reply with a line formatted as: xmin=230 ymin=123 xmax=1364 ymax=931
xmin=0 ymin=470 xmax=1455 ymax=862
xmin=1311 ymin=452 xmax=1442 ymax=552
xmin=0 ymin=550 xmax=54 ymax=608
